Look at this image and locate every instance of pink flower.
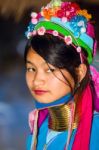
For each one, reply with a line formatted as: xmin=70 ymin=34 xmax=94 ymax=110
xmin=37 ymin=26 xmax=46 ymax=35
xmin=64 ymin=36 xmax=72 ymax=45
xmin=52 ymin=30 xmax=59 ymax=36
xmin=31 ymin=18 xmax=38 ymax=24
xmin=60 ymin=2 xmax=80 ymax=20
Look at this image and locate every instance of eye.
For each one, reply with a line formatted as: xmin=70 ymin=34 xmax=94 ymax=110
xmin=26 ymin=67 xmax=36 ymax=72
xmin=47 ymin=68 xmax=56 ymax=73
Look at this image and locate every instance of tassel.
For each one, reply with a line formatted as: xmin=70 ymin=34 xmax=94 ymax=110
xmin=31 ymin=109 xmax=39 ymax=150
xmin=64 ymin=101 xmax=75 ymax=150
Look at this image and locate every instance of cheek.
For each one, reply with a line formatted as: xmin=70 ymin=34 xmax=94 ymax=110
xmin=52 ymin=78 xmax=69 ymax=90
xmin=47 ymin=71 xmax=74 ymax=92
xmin=48 ymin=76 xmax=71 ymax=98
xmin=62 ymin=71 xmax=75 ymax=89
xmin=47 ymin=76 xmax=65 ymax=89
xmin=26 ymin=73 xmax=33 ymax=88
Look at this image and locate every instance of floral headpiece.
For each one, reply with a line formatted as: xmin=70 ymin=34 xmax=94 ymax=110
xmin=25 ymin=0 xmax=96 ymax=64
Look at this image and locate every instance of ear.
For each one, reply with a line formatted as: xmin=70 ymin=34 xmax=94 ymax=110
xmin=76 ymin=64 xmax=87 ymax=82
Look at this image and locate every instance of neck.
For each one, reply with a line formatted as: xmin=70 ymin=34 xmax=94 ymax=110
xmin=48 ymin=103 xmax=79 ymax=131
xmin=35 ymin=93 xmax=72 ymax=109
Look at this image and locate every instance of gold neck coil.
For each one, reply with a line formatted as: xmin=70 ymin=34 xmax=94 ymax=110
xmin=48 ymin=103 xmax=79 ymax=131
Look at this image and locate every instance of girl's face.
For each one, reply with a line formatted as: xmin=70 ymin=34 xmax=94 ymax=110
xmin=26 ymin=48 xmax=75 ymax=103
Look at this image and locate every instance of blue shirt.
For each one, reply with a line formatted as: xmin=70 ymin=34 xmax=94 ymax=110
xmin=27 ymin=112 xmax=99 ymax=150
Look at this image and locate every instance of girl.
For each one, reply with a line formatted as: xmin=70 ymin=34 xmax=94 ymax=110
xmin=25 ymin=0 xmax=99 ymax=149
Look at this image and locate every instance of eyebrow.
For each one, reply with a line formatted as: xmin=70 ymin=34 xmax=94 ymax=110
xmin=26 ymin=60 xmax=34 ymax=65
xmin=26 ymin=60 xmax=47 ymax=67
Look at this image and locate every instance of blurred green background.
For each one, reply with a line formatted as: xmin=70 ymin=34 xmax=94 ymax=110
xmin=0 ymin=0 xmax=99 ymax=150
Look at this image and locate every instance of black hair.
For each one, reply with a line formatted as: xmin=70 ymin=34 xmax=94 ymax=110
xmin=24 ymin=33 xmax=94 ymax=98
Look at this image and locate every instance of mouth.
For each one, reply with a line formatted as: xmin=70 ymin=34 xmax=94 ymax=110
xmin=33 ymin=90 xmax=48 ymax=95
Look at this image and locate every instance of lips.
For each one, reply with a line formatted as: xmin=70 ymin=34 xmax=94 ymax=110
xmin=33 ymin=90 xmax=48 ymax=95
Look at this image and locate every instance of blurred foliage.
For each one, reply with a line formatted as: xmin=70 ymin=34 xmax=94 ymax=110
xmin=0 ymin=0 xmax=34 ymax=21
xmin=0 ymin=0 xmax=52 ymax=21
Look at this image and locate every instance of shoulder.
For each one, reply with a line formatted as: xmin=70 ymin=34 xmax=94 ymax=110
xmin=90 ymin=111 xmax=99 ymax=150
xmin=26 ymin=116 xmax=48 ymax=150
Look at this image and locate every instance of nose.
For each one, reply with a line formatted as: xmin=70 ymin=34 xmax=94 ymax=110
xmin=33 ymin=71 xmax=45 ymax=87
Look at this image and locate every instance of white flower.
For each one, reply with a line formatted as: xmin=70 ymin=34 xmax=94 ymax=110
xmin=31 ymin=12 xmax=38 ymax=18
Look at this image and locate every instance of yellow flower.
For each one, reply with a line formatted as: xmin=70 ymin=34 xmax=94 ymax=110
xmin=51 ymin=0 xmax=62 ymax=7
xmin=77 ymin=9 xmax=92 ymax=20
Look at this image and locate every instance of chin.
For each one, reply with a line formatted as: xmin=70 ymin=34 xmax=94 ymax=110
xmin=36 ymin=99 xmax=51 ymax=104
xmin=34 ymin=96 xmax=54 ymax=104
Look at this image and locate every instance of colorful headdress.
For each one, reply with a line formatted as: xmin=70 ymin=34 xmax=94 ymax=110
xmin=25 ymin=1 xmax=99 ymax=150
xmin=25 ymin=0 xmax=96 ymax=64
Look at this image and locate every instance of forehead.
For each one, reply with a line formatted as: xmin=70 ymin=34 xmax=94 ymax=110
xmin=26 ymin=48 xmax=46 ymax=66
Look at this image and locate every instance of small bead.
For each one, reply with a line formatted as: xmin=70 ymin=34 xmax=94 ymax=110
xmin=52 ymin=30 xmax=59 ymax=36
xmin=81 ymin=27 xmax=86 ymax=33
xmin=64 ymin=36 xmax=72 ymax=45
xmin=77 ymin=21 xmax=84 ymax=27
xmin=31 ymin=18 xmax=38 ymax=24
xmin=76 ymin=46 xmax=81 ymax=53
xmin=62 ymin=17 xmax=68 ymax=23
xmin=31 ymin=12 xmax=38 ymax=18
